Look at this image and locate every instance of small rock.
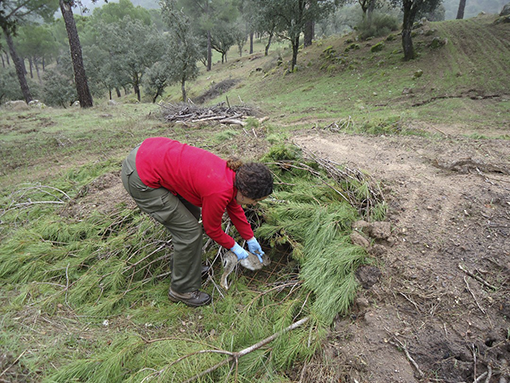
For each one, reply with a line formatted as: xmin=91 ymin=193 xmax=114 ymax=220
xmin=355 ymin=297 xmax=370 ymax=309
xmin=351 ymin=231 xmax=370 ymax=248
xmin=352 ymin=220 xmax=371 ymax=234
xmin=369 ymin=221 xmax=392 ymax=239
xmin=355 ymin=266 xmax=382 ymax=289
xmin=369 ymin=244 xmax=387 ymax=257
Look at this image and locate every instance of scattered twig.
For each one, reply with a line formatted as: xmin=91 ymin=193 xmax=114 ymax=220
xmin=12 ymin=200 xmax=66 ymax=208
xmin=484 ymin=365 xmax=492 ymax=383
xmin=64 ymin=263 xmax=71 ymax=307
xmin=473 ymin=371 xmax=487 ymax=383
xmin=431 ymin=126 xmax=449 ymax=137
xmin=299 ymin=362 xmax=308 ymax=383
xmin=458 ymin=264 xmax=497 ymax=290
xmin=470 ymin=344 xmax=478 ymax=380
xmin=389 ymin=335 xmax=424 ymax=379
xmin=0 ymin=349 xmax=27 ymax=378
xmin=399 ymin=292 xmax=422 ymax=313
xmin=463 ymin=276 xmax=486 ymax=314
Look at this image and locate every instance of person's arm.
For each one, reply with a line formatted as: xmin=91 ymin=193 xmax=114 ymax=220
xmin=201 ymin=194 xmax=237 ymax=249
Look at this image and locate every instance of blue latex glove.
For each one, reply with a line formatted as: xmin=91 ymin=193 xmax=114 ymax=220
xmin=247 ymin=237 xmax=264 ymax=263
xmin=230 ymin=242 xmax=249 ymax=260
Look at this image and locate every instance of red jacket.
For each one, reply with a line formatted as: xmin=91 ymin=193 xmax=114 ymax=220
xmin=135 ymin=137 xmax=254 ymax=249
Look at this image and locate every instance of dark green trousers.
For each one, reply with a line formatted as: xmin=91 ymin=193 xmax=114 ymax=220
xmin=121 ymin=145 xmax=203 ymax=293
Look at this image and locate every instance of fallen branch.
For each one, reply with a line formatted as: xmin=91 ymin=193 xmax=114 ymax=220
xmin=161 ymin=102 xmax=257 ymax=125
xmin=389 ymin=335 xmax=424 ymax=379
xmin=463 ymin=276 xmax=486 ymax=315
xmin=473 ymin=371 xmax=486 ymax=383
xmin=219 ymin=118 xmax=246 ymax=126
xmin=458 ymin=264 xmax=497 ymax=290
xmin=147 ymin=317 xmax=310 ymax=383
xmin=0 ymin=349 xmax=27 ymax=378
xmin=12 ymin=200 xmax=66 ymax=208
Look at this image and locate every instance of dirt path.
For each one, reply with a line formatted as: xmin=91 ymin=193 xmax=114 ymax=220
xmin=293 ymin=131 xmax=510 ymax=383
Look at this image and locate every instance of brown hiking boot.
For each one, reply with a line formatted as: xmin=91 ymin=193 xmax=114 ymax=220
xmin=168 ymin=288 xmax=211 ymax=307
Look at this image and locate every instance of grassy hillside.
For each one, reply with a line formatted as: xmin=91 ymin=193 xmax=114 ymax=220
xmin=179 ymin=14 xmax=509 ymax=131
xmin=0 ymin=15 xmax=509 ymax=382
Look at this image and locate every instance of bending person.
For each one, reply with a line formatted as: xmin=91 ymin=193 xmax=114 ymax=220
xmin=121 ymin=137 xmax=273 ymax=307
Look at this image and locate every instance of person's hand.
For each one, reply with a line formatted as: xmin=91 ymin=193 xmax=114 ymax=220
xmin=247 ymin=237 xmax=264 ymax=263
xmin=230 ymin=242 xmax=249 ymax=260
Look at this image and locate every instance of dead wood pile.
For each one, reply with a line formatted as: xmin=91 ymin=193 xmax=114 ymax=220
xmin=160 ymin=102 xmax=259 ymax=126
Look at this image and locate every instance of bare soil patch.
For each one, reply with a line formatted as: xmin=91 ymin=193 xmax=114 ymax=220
xmin=293 ymin=131 xmax=510 ymax=383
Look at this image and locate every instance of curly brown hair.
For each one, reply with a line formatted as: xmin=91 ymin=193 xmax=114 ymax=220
xmin=227 ymin=158 xmax=273 ymax=199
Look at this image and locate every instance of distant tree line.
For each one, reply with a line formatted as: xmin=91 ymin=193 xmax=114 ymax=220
xmin=1 ymin=0 xmax=460 ymax=107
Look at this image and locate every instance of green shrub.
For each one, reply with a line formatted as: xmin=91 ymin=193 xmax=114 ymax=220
xmin=42 ymin=67 xmax=77 ymax=108
xmin=371 ymin=41 xmax=385 ymax=52
xmin=0 ymin=67 xmax=24 ymax=103
xmin=356 ymin=13 xmax=400 ymax=40
xmin=345 ymin=43 xmax=360 ymax=52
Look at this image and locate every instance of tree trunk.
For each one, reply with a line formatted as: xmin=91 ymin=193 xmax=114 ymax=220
xmin=291 ymin=36 xmax=299 ymax=71
xmin=367 ymin=0 xmax=376 ymax=22
xmin=265 ymin=32 xmax=273 ymax=56
xmin=401 ymin=0 xmax=416 ymax=61
xmin=249 ymin=32 xmax=254 ymax=54
xmin=3 ymin=28 xmax=32 ymax=103
xmin=28 ymin=57 xmax=34 ymax=79
xmin=304 ymin=20 xmax=314 ymax=47
xmin=456 ymin=0 xmax=466 ymax=19
xmin=60 ymin=0 xmax=93 ymax=108
xmin=402 ymin=28 xmax=414 ymax=61
xmin=181 ymin=77 xmax=187 ymax=102
xmin=207 ymin=30 xmax=212 ymax=71
xmin=134 ymin=80 xmax=141 ymax=101
xmin=34 ymin=59 xmax=42 ymax=83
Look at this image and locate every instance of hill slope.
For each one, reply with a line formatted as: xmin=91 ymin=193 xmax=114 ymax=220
xmin=182 ymin=13 xmax=509 ymax=135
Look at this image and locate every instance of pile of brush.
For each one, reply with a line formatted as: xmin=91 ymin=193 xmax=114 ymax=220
xmin=160 ymin=102 xmax=258 ymax=126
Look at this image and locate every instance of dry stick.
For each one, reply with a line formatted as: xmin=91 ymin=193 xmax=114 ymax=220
xmin=275 ymin=161 xmax=351 ymax=202
xmin=130 ymin=253 xmax=171 ymax=275
xmin=230 ymin=281 xmax=303 ymax=329
xmin=125 ymin=240 xmax=169 ymax=263
xmin=458 ymin=264 xmax=497 ymax=290
xmin=473 ymin=371 xmax=487 ymax=383
xmin=471 ymin=344 xmax=478 ymax=380
xmin=12 ymin=200 xmax=66 ymax=208
xmin=399 ymin=292 xmax=422 ymax=313
xmin=431 ymin=125 xmax=449 ymax=137
xmin=389 ymin=336 xmax=425 ymax=379
xmin=64 ymin=263 xmax=71 ymax=308
xmin=123 ymin=243 xmax=167 ymax=272
xmin=463 ymin=276 xmax=486 ymax=315
xmin=0 ymin=349 xmax=27 ymax=378
xmin=181 ymin=317 xmax=310 ymax=383
xmin=299 ymin=362 xmax=308 ymax=383
xmin=484 ymin=365 xmax=492 ymax=383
